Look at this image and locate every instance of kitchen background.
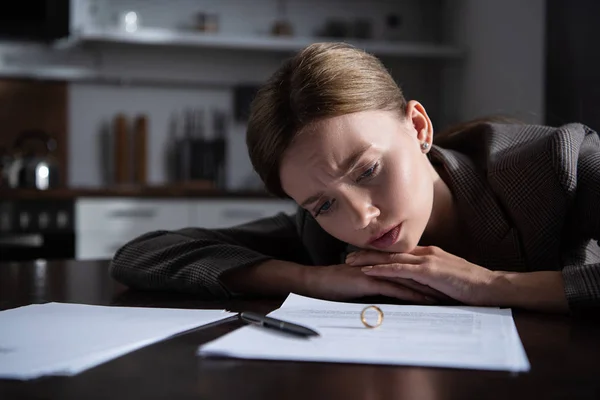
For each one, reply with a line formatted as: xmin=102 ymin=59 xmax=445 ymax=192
xmin=0 ymin=0 xmax=598 ymax=262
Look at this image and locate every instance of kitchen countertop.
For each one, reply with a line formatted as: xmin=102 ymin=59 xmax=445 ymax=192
xmin=0 ymin=184 xmax=283 ymax=200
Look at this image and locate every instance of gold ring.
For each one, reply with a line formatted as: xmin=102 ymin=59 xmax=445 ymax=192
xmin=360 ymin=305 xmax=384 ymax=328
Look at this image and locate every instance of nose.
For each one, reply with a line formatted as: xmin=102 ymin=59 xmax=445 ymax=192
xmin=345 ymin=192 xmax=380 ymax=230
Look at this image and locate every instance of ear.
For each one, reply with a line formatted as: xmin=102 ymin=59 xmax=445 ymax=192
xmin=405 ymin=100 xmax=434 ymax=153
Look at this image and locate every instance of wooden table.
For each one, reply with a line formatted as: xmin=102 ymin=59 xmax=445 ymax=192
xmin=1 ymin=260 xmax=599 ymax=400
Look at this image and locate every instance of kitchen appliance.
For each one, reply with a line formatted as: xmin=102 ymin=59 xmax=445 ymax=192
xmin=0 ymin=199 xmax=75 ymax=261
xmin=5 ymin=130 xmax=60 ymax=190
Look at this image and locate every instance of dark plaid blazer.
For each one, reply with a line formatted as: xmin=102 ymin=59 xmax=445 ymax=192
xmin=109 ymin=122 xmax=600 ymax=311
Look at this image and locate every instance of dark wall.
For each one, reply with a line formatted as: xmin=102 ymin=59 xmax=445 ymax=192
xmin=545 ymin=0 xmax=600 ymax=131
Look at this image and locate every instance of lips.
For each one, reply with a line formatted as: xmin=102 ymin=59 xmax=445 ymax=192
xmin=368 ymin=224 xmax=402 ymax=249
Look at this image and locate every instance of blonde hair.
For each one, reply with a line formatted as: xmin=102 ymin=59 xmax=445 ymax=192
xmin=246 ymin=42 xmax=407 ymax=198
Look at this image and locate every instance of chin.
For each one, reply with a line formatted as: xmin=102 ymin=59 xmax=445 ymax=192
xmin=388 ymin=238 xmax=419 ymax=254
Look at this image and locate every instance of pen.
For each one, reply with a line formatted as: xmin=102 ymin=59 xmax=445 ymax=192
xmin=239 ymin=312 xmax=320 ymax=338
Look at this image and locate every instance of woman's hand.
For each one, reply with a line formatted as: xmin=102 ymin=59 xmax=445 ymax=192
xmin=302 ymin=263 xmax=443 ymax=304
xmin=223 ymin=259 xmax=444 ymax=305
xmin=345 ymin=246 xmax=501 ymax=306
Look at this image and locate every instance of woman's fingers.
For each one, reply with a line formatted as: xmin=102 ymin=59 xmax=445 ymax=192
xmin=346 ymin=251 xmax=421 ymax=266
xmin=362 ymin=263 xmax=434 ymax=287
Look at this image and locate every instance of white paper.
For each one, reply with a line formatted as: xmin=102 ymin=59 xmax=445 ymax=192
xmin=198 ymin=293 xmax=530 ymax=372
xmin=0 ymin=302 xmax=235 ymax=380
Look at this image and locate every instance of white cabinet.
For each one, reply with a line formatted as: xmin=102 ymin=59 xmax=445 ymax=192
xmin=76 ymin=198 xmax=192 ymax=234
xmin=191 ymin=199 xmax=298 ymax=229
xmin=74 ymin=197 xmax=298 ymax=260
xmin=75 ymin=198 xmax=193 ymax=260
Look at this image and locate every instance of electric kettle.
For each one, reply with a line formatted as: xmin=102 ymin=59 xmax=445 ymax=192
xmin=6 ymin=130 xmax=60 ymax=190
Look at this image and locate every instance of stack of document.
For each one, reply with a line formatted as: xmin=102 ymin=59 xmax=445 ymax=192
xmin=0 ymin=302 xmax=235 ymax=380
xmin=198 ymin=294 xmax=530 ymax=372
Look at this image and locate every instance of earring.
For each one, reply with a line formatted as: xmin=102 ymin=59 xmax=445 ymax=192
xmin=421 ymin=142 xmax=430 ymax=151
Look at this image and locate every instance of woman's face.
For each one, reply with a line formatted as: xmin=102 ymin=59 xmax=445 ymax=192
xmin=280 ymin=102 xmax=436 ymax=253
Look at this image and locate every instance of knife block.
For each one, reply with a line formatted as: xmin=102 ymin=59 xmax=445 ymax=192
xmin=175 ymin=137 xmax=226 ymax=188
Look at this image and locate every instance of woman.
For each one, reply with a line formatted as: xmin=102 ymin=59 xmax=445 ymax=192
xmin=110 ymin=43 xmax=600 ymax=313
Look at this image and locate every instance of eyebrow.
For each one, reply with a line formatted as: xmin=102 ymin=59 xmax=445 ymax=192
xmin=299 ymin=144 xmax=372 ymax=208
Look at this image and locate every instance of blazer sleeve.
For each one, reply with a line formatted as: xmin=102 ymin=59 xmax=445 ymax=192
xmin=561 ymin=139 xmax=600 ymax=310
xmin=108 ymin=211 xmax=312 ymax=300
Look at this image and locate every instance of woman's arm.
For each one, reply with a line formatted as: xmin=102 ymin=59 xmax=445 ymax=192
xmin=558 ymin=146 xmax=600 ymax=311
xmin=493 ymin=128 xmax=600 ymax=313
xmin=350 ymin=249 xmax=574 ymax=313
xmin=349 ymin=247 xmax=573 ymax=312
xmin=110 ymin=210 xmax=439 ymax=304
xmin=489 ymin=271 xmax=568 ymax=312
xmin=109 ymin=212 xmax=312 ymax=299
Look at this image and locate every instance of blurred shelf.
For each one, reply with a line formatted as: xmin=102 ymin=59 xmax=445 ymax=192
xmin=0 ymin=27 xmax=464 ymax=85
xmin=0 ymin=64 xmax=230 ymax=88
xmin=56 ymin=26 xmax=466 ymax=59
xmin=0 ymin=184 xmax=280 ymax=200
xmin=0 ymin=65 xmax=100 ymax=82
